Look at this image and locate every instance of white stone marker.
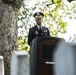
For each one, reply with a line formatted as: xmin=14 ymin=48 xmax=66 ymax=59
xmin=53 ymin=41 xmax=76 ymax=75
xmin=0 ymin=56 xmax=4 ymax=75
xmin=11 ymin=51 xmax=29 ymax=75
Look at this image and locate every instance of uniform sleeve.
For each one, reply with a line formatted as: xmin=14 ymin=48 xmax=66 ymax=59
xmin=28 ymin=28 xmax=34 ymax=45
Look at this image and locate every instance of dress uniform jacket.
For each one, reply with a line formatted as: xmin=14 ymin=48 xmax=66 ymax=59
xmin=28 ymin=25 xmax=50 ymax=45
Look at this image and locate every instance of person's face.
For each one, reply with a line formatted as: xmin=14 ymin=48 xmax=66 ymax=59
xmin=36 ymin=18 xmax=43 ymax=26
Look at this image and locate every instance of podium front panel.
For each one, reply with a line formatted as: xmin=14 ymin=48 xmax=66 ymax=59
xmin=38 ymin=39 xmax=58 ymax=62
xmin=30 ymin=36 xmax=64 ymax=75
xmin=38 ymin=64 xmax=54 ymax=75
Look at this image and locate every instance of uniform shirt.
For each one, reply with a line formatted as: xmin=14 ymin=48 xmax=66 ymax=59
xmin=37 ymin=25 xmax=42 ymax=29
xmin=28 ymin=25 xmax=50 ymax=45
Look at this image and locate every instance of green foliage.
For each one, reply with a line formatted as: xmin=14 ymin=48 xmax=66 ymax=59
xmin=19 ymin=0 xmax=24 ymax=6
xmin=18 ymin=0 xmax=76 ymax=53
xmin=18 ymin=36 xmax=30 ymax=53
xmin=43 ymin=0 xmax=68 ymax=36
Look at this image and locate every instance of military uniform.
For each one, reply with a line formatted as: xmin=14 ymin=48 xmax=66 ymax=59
xmin=28 ymin=12 xmax=50 ymax=45
xmin=28 ymin=25 xmax=50 ymax=45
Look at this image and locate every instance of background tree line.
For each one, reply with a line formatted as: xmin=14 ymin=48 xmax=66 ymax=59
xmin=18 ymin=0 xmax=76 ymax=53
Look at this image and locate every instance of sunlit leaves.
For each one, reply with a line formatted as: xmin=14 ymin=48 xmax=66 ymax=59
xmin=59 ymin=18 xmax=67 ymax=33
xmin=18 ymin=36 xmax=30 ymax=53
xmin=44 ymin=12 xmax=49 ymax=17
xmin=50 ymin=0 xmax=63 ymax=8
xmin=18 ymin=0 xmax=76 ymax=52
xmin=54 ymin=11 xmax=59 ymax=17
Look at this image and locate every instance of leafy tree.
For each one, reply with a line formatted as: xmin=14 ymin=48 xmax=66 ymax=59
xmin=18 ymin=0 xmax=76 ymax=52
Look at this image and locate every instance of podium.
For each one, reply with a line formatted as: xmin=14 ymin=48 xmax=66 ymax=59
xmin=30 ymin=36 xmax=64 ymax=75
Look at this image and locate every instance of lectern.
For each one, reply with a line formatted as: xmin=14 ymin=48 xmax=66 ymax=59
xmin=30 ymin=36 xmax=64 ymax=75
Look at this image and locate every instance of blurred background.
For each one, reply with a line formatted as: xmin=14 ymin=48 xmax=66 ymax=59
xmin=18 ymin=0 xmax=76 ymax=53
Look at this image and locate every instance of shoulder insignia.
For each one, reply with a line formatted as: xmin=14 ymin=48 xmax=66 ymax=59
xmin=44 ymin=29 xmax=48 ymax=32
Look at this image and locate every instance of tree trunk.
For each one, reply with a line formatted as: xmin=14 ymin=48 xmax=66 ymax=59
xmin=0 ymin=0 xmax=20 ymax=75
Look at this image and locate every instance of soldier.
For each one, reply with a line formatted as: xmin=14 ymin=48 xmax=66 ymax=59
xmin=28 ymin=12 xmax=50 ymax=45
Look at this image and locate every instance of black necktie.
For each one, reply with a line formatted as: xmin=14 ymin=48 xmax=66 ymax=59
xmin=39 ymin=26 xmax=41 ymax=36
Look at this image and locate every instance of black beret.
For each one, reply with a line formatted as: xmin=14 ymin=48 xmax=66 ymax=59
xmin=34 ymin=12 xmax=44 ymax=19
